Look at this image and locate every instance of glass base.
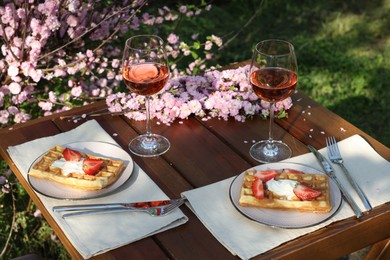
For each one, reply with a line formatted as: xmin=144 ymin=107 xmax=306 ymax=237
xmin=249 ymin=140 xmax=292 ymax=163
xmin=129 ymin=134 xmax=170 ymax=157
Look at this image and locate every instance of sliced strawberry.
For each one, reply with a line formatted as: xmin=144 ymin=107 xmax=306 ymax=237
xmin=133 ymin=202 xmax=149 ymax=208
xmin=82 ymin=158 xmax=104 ymax=175
xmin=293 ymin=184 xmax=322 ymax=200
xmin=63 ymin=148 xmax=82 ymax=162
xmin=252 ymin=178 xmax=264 ymax=199
xmin=282 ymin=168 xmax=304 ymax=174
xmin=254 ymin=169 xmax=278 ymax=182
xmin=149 ymin=201 xmax=166 ymax=207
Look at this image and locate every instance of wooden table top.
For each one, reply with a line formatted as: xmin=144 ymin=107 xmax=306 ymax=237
xmin=0 ymin=89 xmax=389 ymax=260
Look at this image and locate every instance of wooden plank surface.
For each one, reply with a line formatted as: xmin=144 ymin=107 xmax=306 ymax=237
xmin=0 ymin=89 xmax=389 ymax=259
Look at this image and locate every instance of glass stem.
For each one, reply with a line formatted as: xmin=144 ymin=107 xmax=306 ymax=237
xmin=267 ymin=102 xmax=275 ymax=148
xmin=145 ymin=96 xmax=152 ymax=137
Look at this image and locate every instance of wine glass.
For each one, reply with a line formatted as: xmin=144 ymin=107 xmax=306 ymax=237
xmin=122 ymin=35 xmax=170 ymax=157
xmin=249 ymin=39 xmax=298 ymax=163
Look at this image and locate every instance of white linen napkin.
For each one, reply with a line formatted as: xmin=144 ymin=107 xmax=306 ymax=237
xmin=7 ymin=120 xmax=188 ymax=259
xmin=182 ymin=134 xmax=390 ymax=260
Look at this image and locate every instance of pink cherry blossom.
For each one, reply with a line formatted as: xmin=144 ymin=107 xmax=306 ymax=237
xmin=205 ymin=41 xmax=212 ymax=50
xmin=7 ymin=64 xmax=19 ymax=77
xmin=14 ymin=112 xmax=31 ymax=123
xmin=0 ymin=110 xmax=9 ymax=124
xmin=0 ymin=2 xmax=291 ymax=131
xmin=167 ymin=33 xmax=179 ymax=44
xmin=211 ymin=35 xmax=223 ymax=47
xmin=33 ymin=209 xmax=42 ymax=218
xmin=66 ymin=15 xmax=78 ymax=27
xmin=179 ymin=6 xmax=187 ymax=13
xmin=8 ymin=82 xmax=21 ymax=94
xmin=71 ymin=86 xmax=82 ymax=97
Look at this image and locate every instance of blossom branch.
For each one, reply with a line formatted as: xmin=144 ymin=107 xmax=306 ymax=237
xmin=38 ymin=3 xmax=143 ymax=63
xmin=218 ymin=0 xmax=264 ymax=51
xmin=0 ymin=184 xmax=16 ymax=257
xmin=0 ymin=19 xmax=18 ymax=61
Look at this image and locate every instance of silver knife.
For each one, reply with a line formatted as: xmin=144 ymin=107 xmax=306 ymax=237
xmin=307 ymin=145 xmax=363 ymax=218
xmin=53 ymin=198 xmax=182 ymax=212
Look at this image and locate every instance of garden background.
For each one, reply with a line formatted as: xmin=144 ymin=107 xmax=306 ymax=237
xmin=1 ymin=0 xmax=389 ymax=259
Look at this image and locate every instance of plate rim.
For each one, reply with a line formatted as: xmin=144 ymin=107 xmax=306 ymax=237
xmin=229 ymin=162 xmax=342 ymax=229
xmin=27 ymin=141 xmax=134 ymax=200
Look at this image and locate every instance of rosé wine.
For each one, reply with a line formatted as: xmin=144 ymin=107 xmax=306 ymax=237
xmin=250 ymin=68 xmax=297 ymax=102
xmin=123 ymin=63 xmax=169 ymax=96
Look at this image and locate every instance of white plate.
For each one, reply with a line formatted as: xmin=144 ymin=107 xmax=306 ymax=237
xmin=28 ymin=141 xmax=134 ymax=200
xmin=229 ymin=162 xmax=342 ymax=229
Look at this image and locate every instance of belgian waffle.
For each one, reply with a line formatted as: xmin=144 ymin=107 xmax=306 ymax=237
xmin=239 ymin=169 xmax=332 ymax=213
xmin=28 ymin=146 xmax=126 ymax=190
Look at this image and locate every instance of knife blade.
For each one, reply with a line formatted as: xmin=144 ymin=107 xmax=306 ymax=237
xmin=53 ymin=198 xmax=182 ymax=212
xmin=307 ymin=145 xmax=363 ymax=218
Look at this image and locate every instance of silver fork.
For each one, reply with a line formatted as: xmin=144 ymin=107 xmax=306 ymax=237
xmin=326 ymin=136 xmax=372 ymax=211
xmin=61 ymin=198 xmax=185 ymax=218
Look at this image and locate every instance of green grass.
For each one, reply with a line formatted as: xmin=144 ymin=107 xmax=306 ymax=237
xmin=206 ymin=0 xmax=390 ymax=147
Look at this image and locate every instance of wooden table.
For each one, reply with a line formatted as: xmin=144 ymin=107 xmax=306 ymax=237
xmin=0 ymin=89 xmax=389 ymax=259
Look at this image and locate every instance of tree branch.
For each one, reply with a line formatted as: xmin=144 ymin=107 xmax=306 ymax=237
xmin=218 ymin=0 xmax=264 ymax=51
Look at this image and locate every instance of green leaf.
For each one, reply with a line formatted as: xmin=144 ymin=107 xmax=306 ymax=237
xmin=191 ymin=51 xmax=199 ymax=59
xmin=193 ymin=41 xmax=201 ymax=50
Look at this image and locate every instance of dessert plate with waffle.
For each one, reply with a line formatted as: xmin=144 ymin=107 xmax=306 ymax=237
xmin=229 ymin=162 xmax=342 ymax=228
xmin=27 ymin=141 xmax=134 ymax=200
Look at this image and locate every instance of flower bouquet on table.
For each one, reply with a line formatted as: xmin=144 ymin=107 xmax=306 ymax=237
xmin=106 ymin=65 xmax=293 ymax=125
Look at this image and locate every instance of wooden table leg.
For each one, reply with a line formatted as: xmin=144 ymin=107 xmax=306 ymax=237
xmin=365 ymin=238 xmax=390 ymax=260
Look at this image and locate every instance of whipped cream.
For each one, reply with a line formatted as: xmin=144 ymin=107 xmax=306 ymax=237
xmin=266 ymin=179 xmax=298 ymax=200
xmin=51 ymin=158 xmax=84 ymax=176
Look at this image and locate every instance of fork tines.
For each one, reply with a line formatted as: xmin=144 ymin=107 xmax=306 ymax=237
xmin=326 ymin=136 xmax=339 ymax=156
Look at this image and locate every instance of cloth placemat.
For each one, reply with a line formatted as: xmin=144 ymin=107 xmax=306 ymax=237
xmin=182 ymin=134 xmax=390 ymax=259
xmin=7 ymin=120 xmax=188 ymax=259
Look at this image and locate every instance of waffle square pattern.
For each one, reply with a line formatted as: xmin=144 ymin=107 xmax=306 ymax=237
xmin=239 ymin=169 xmax=332 ymax=213
xmin=29 ymin=146 xmax=125 ymax=190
